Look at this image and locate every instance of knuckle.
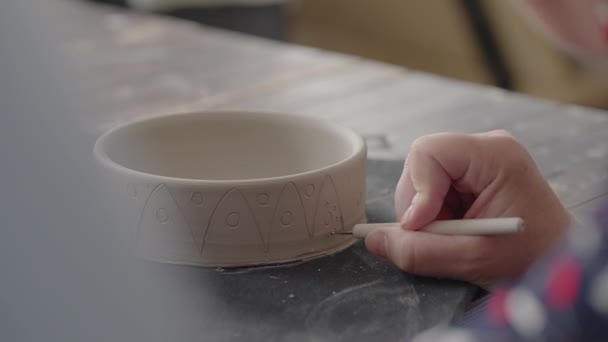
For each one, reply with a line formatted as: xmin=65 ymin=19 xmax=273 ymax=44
xmin=488 ymin=129 xmax=515 ymax=139
xmin=408 ymin=133 xmax=449 ymax=157
xmin=409 ymin=136 xmax=432 ymax=155
xmin=490 ymin=130 xmax=523 ymax=150
xmin=485 ymin=130 xmax=532 ymax=169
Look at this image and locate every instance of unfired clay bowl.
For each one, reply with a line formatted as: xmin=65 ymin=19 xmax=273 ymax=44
xmin=94 ymin=111 xmax=367 ymax=267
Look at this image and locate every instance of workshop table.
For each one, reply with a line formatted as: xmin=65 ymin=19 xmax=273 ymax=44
xmin=2 ymin=1 xmax=607 ymax=342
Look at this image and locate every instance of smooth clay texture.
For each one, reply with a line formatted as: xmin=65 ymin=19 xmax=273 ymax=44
xmin=94 ymin=111 xmax=367 ymax=267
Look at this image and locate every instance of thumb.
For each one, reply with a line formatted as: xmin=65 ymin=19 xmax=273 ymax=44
xmin=397 ymin=133 xmax=486 ymax=230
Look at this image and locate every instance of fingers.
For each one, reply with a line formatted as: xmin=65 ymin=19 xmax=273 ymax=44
xmin=365 ymin=226 xmax=483 ymax=280
xmin=401 ymin=145 xmax=451 ymax=229
xmin=383 ymin=130 xmax=569 ymax=285
xmin=396 ymin=133 xmax=480 ymax=230
xmin=394 ymin=157 xmax=414 ymax=221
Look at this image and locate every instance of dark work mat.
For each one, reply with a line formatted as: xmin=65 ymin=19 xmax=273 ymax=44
xmin=136 ymin=160 xmax=477 ymax=342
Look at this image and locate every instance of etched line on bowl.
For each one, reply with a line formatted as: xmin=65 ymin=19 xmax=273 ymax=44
xmin=200 ymin=187 xmax=234 ymax=254
xmin=166 ymin=185 xmax=198 ymax=244
xmin=298 ymin=180 xmax=323 ymax=237
xmin=239 ymin=189 xmax=267 ymax=253
xmin=135 ymin=183 xmax=164 ymax=247
xmin=311 ymin=175 xmax=345 ymax=236
xmin=200 ymin=188 xmax=265 ymax=255
xmin=266 ymin=182 xmax=295 ymax=248
xmin=267 ymin=182 xmax=310 ymax=256
xmin=295 ymin=181 xmax=313 ymax=237
xmin=265 ymin=181 xmax=313 ymax=249
xmin=136 ymin=174 xmax=350 ymax=261
xmin=305 ymin=184 xmax=315 ymax=198
xmin=135 ymin=183 xmax=198 ymax=256
xmin=324 ymin=211 xmax=331 ymax=227
xmin=327 ymin=175 xmax=346 ymax=233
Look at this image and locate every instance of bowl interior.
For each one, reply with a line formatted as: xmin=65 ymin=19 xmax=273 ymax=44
xmin=99 ymin=113 xmax=360 ymax=181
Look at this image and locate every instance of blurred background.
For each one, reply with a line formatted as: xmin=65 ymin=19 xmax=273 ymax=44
xmin=2 ymin=1 xmax=606 ymax=341
xmin=91 ymin=0 xmax=608 ymax=108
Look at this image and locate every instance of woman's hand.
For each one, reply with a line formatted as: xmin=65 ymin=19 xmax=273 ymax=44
xmin=364 ymin=131 xmax=571 ymax=287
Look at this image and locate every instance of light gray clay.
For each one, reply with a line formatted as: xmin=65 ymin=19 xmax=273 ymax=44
xmin=94 ymin=111 xmax=367 ymax=267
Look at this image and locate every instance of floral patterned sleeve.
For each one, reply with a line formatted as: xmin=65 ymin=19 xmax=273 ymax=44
xmin=413 ymin=202 xmax=608 ymax=342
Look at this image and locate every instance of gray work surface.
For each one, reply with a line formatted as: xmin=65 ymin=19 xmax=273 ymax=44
xmin=133 ymin=159 xmax=476 ymax=342
xmin=1 ymin=1 xmax=607 ymax=342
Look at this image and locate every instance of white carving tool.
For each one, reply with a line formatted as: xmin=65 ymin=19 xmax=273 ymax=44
xmin=335 ymin=217 xmax=524 ymax=239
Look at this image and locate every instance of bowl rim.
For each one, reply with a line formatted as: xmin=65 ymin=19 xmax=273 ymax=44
xmin=94 ymin=110 xmax=366 ymax=185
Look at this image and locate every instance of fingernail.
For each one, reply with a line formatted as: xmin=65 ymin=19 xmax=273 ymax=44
xmin=401 ymin=193 xmax=423 ymax=227
xmin=401 ymin=198 xmax=418 ymax=227
xmin=366 ymin=231 xmax=388 ymax=259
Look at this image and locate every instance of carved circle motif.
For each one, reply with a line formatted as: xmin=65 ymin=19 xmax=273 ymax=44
xmin=226 ymin=212 xmax=240 ymax=228
xmin=305 ymin=184 xmax=315 ymax=197
xmin=138 ymin=174 xmax=356 ymax=259
xmin=156 ymin=208 xmax=169 ymax=224
xmin=280 ymin=211 xmax=293 ymax=227
xmin=257 ymin=193 xmax=270 ymax=206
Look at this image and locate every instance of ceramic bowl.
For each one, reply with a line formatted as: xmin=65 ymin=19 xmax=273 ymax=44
xmin=94 ymin=111 xmax=367 ymax=267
